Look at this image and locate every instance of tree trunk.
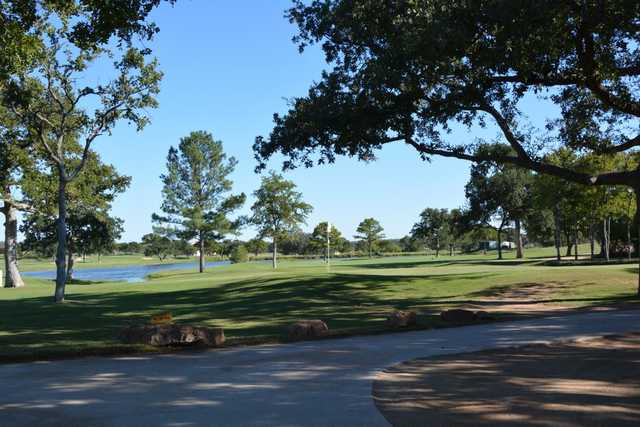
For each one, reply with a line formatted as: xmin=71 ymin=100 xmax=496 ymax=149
xmin=603 ymin=218 xmax=610 ymax=262
xmin=574 ymin=224 xmax=579 ymax=261
xmin=554 ymin=206 xmax=561 ymax=262
xmin=65 ymin=249 xmax=74 ymax=283
xmin=3 ymin=201 xmax=25 ymax=288
xmin=435 ymin=236 xmax=440 ymax=257
xmin=515 ymin=218 xmax=524 ymax=259
xmin=326 ymin=234 xmax=330 ymax=264
xmin=449 ymin=243 xmax=453 ymax=256
xmin=497 ymin=226 xmax=503 ymax=260
xmin=199 ymin=233 xmax=205 ymax=273
xmin=54 ymin=177 xmax=67 ymax=303
xmin=636 ymin=188 xmax=640 ymax=295
xmin=368 ymin=240 xmax=372 ymax=258
xmin=272 ymin=237 xmax=278 ymax=269
xmin=565 ymin=228 xmax=573 ymax=256
xmin=627 ymin=219 xmax=632 ymax=261
xmin=589 ymin=224 xmax=595 ymax=259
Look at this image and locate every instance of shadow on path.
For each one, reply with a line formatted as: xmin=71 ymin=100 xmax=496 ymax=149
xmin=374 ymin=332 xmax=640 ymax=426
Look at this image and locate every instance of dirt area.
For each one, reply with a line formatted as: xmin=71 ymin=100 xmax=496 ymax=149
xmin=454 ymin=282 xmax=575 ymax=314
xmin=373 ymin=333 xmax=640 ymax=426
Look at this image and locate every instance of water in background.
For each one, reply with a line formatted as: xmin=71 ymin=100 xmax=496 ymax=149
xmin=23 ymin=260 xmax=230 ymax=283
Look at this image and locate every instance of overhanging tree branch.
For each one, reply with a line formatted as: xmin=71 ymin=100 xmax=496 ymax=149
xmin=404 ymin=138 xmax=636 ymax=187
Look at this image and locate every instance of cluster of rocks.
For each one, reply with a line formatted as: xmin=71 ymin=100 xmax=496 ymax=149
xmin=440 ymin=308 xmax=493 ymax=323
xmin=119 ymin=324 xmax=225 ymax=347
xmin=386 ymin=310 xmax=418 ymax=328
xmin=119 ymin=308 xmax=493 ymax=347
xmin=287 ymin=319 xmax=329 ymax=340
xmin=286 ymin=310 xmax=423 ymax=341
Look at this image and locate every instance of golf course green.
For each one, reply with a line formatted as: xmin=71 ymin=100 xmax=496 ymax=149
xmin=1 ymin=246 xmax=637 ymax=361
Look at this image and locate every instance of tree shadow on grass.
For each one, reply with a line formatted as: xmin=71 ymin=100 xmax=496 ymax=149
xmin=625 ymin=267 xmax=640 ymax=275
xmin=348 ymin=258 xmax=544 ymax=270
xmin=0 ymin=271 xmax=494 ymax=355
xmin=1 ymin=269 xmax=637 ymax=359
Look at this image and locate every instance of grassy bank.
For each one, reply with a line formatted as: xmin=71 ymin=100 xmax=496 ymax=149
xmin=17 ymin=254 xmax=224 ymax=272
xmin=16 ymin=242 xmax=600 ymax=271
xmin=1 ymin=247 xmax=636 ymax=361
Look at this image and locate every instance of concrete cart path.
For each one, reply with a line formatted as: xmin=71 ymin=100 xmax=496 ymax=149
xmin=1 ymin=309 xmax=639 ymax=426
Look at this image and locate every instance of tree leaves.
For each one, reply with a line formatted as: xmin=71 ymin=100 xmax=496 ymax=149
xmin=155 ymin=131 xmax=246 ymax=244
xmin=250 ymin=171 xmax=313 ymax=240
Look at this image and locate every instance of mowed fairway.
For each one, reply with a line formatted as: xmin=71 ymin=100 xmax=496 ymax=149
xmin=1 ymin=248 xmax=638 ymax=361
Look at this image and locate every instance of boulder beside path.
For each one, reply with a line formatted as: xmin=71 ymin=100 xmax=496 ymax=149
xmin=119 ymin=324 xmax=225 ymax=347
xmin=386 ymin=310 xmax=418 ymax=328
xmin=287 ymin=320 xmax=329 ymax=340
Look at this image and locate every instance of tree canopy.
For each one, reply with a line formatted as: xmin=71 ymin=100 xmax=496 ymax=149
xmin=411 ymin=208 xmax=452 ymax=257
xmin=354 ymin=217 xmax=384 ymax=258
xmin=142 ymin=230 xmax=173 ymax=262
xmin=250 ymin=172 xmax=312 ymax=268
xmin=21 ymin=149 xmax=129 ymax=278
xmin=2 ymin=18 xmax=162 ymax=302
xmin=309 ymin=221 xmax=348 ymax=258
xmin=0 ymin=0 xmax=175 ymax=79
xmin=255 ymin=1 xmax=640 ymax=188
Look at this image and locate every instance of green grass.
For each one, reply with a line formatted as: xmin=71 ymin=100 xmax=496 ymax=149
xmin=1 ymin=245 xmax=637 ymax=362
xmin=17 ymin=242 xmax=597 ymax=271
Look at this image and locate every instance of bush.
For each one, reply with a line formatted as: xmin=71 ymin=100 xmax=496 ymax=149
xmin=229 ymin=245 xmax=249 ymax=264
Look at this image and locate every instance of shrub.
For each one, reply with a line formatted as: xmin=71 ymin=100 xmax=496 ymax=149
xmin=229 ymin=245 xmax=249 ymax=264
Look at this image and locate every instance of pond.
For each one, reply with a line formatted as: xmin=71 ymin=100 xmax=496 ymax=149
xmin=22 ymin=260 xmax=231 ymax=283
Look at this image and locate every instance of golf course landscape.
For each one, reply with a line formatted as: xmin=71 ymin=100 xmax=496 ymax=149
xmin=2 ymin=246 xmax=637 ymax=362
xmin=3 ymin=2 xmax=640 ymax=425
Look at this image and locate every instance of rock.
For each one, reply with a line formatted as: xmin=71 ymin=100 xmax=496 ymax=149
xmin=119 ymin=324 xmax=225 ymax=347
xmin=475 ymin=310 xmax=493 ymax=321
xmin=150 ymin=312 xmax=172 ymax=325
xmin=440 ymin=309 xmax=477 ymax=323
xmin=386 ymin=310 xmax=417 ymax=328
xmin=287 ymin=320 xmax=329 ymax=340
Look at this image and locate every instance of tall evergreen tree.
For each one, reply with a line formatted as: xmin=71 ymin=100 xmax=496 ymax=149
xmin=154 ymin=131 xmax=246 ymax=273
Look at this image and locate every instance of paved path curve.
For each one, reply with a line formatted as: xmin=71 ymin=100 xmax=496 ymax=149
xmin=1 ymin=310 xmax=639 ymax=426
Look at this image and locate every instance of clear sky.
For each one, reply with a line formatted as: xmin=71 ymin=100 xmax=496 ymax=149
xmin=73 ymin=0 xmax=488 ymax=242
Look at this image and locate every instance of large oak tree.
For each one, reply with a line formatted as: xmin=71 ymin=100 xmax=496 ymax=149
xmin=411 ymin=208 xmax=453 ymax=258
xmin=255 ymin=0 xmax=640 ymax=293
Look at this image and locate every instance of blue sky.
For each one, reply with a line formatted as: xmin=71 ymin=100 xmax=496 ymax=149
xmin=85 ymin=0 xmax=487 ymax=242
